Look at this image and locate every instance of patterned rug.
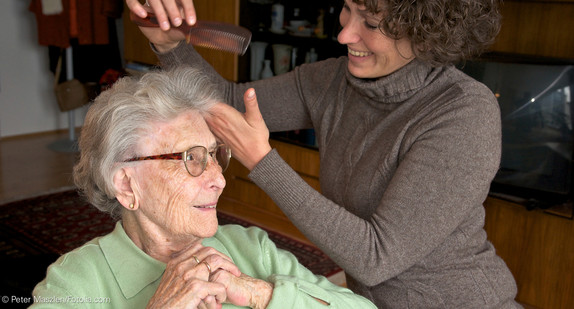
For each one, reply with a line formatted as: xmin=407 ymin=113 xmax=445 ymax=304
xmin=0 ymin=189 xmax=341 ymax=277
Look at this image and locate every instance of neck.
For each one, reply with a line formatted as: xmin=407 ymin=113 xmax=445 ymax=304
xmin=121 ymin=211 xmax=203 ymax=263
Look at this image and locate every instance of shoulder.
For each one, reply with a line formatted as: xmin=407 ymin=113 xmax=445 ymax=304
xmin=448 ymin=66 xmax=494 ymax=95
xmin=32 ymin=238 xmax=109 ymax=296
xmin=440 ymin=66 xmax=497 ymax=104
xmin=296 ymin=56 xmax=348 ymax=83
xmin=213 ymin=224 xmax=281 ymax=273
xmin=52 ymin=238 xmax=107 ymax=273
xmin=215 ymin=224 xmax=272 ymax=246
xmin=424 ymin=65 xmax=500 ymax=120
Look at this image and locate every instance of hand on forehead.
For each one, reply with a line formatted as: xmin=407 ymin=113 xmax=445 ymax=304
xmin=141 ymin=111 xmax=216 ymax=154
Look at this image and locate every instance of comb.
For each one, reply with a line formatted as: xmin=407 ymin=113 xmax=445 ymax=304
xmin=130 ymin=11 xmax=252 ymax=56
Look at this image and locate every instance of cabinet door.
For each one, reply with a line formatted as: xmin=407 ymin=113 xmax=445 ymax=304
xmin=221 ymin=140 xmax=321 ymax=219
xmin=491 ymin=1 xmax=574 ymax=59
xmin=194 ymin=0 xmax=239 ymax=81
xmin=123 ymin=5 xmax=159 ymax=66
xmin=123 ymin=0 xmax=239 ymax=81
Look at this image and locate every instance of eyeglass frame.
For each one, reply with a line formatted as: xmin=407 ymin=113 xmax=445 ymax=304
xmin=123 ymin=144 xmax=231 ymax=177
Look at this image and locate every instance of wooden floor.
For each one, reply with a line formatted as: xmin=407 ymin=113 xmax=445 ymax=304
xmin=0 ymin=131 xmax=78 ymax=204
xmin=0 ymin=130 xmax=307 ymax=244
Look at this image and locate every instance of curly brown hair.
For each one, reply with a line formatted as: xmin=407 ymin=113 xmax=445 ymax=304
xmin=354 ymin=0 xmax=502 ymax=66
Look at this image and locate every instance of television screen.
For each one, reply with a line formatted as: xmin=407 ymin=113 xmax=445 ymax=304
xmin=459 ymin=55 xmax=574 ymax=206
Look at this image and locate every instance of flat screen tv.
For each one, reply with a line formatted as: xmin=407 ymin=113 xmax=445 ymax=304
xmin=458 ymin=53 xmax=574 ymax=208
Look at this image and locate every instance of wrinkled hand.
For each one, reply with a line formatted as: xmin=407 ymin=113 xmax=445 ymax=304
xmin=125 ymin=0 xmax=195 ymax=52
xmin=210 ymin=272 xmax=273 ymax=309
xmin=206 ymin=88 xmax=272 ymax=171
xmin=146 ymin=243 xmax=241 ymax=309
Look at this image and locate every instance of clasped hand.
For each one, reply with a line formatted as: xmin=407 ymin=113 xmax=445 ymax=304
xmin=147 ymin=243 xmax=272 ymax=309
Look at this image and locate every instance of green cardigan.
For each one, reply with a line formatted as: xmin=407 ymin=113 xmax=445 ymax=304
xmin=31 ymin=222 xmax=375 ymax=308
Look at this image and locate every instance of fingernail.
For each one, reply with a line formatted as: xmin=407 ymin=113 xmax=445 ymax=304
xmin=247 ymin=89 xmax=255 ymax=99
xmin=188 ymin=16 xmax=196 ymax=25
xmin=161 ymin=21 xmax=170 ymax=30
xmin=173 ymin=17 xmax=182 ymax=27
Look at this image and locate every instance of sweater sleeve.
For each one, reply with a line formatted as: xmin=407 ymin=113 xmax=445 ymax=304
xmin=218 ymin=225 xmax=376 ymax=308
xmin=249 ymin=86 xmax=502 ymax=286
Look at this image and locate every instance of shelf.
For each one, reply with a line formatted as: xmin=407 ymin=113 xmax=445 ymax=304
xmin=238 ymin=0 xmax=345 ymax=82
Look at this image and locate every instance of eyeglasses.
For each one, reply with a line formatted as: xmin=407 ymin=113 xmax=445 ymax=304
xmin=124 ymin=144 xmax=231 ymax=177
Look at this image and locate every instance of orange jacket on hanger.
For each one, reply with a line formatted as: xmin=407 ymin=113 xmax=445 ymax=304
xmin=29 ymin=0 xmax=123 ymax=48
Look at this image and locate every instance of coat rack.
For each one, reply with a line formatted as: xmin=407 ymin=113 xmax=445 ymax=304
xmin=48 ymin=47 xmax=78 ymax=153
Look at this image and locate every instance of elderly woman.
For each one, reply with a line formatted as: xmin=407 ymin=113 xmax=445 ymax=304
xmin=127 ymin=0 xmax=522 ymax=307
xmin=31 ymin=67 xmax=376 ymax=309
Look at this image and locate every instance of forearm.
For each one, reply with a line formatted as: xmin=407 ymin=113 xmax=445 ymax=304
xmin=249 ymin=150 xmax=381 ymax=283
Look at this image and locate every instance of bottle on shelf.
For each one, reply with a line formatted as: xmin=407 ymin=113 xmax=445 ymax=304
xmin=270 ymin=2 xmax=285 ymax=33
xmin=250 ymin=41 xmax=268 ymax=81
xmin=305 ymin=48 xmax=318 ymax=63
xmin=260 ymin=59 xmax=274 ymax=79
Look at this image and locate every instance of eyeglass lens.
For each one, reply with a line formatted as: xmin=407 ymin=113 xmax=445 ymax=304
xmin=184 ymin=145 xmax=230 ymax=176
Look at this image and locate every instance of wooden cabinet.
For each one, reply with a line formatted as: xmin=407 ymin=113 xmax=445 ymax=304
xmin=490 ymin=0 xmax=574 ymax=59
xmin=218 ymin=139 xmax=319 ymax=243
xmin=122 ymin=0 xmax=239 ymax=81
xmin=220 ymin=139 xmax=574 ymax=308
xmin=484 ymin=197 xmax=574 ymax=309
xmin=122 ymin=6 xmax=159 ymax=66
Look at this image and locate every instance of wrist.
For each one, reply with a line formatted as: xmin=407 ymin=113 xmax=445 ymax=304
xmin=245 ymin=145 xmax=272 ymax=171
xmin=250 ymin=280 xmax=273 ymax=309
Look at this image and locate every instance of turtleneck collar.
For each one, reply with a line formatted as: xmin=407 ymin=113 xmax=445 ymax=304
xmin=345 ymin=59 xmax=441 ymax=104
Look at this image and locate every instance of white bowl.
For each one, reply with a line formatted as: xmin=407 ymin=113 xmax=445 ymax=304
xmin=289 ymin=20 xmax=308 ymax=29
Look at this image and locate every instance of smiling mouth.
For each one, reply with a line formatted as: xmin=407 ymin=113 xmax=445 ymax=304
xmin=348 ymin=47 xmax=372 ymax=57
xmin=194 ymin=205 xmax=216 ymax=209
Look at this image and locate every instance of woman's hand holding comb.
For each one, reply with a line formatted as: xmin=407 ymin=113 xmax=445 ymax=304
xmin=126 ymin=0 xmax=197 ymax=31
xmin=126 ymin=0 xmax=193 ymax=52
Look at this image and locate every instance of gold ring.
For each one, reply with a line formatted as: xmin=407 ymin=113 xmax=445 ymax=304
xmin=192 ymin=255 xmax=200 ymax=264
xmin=202 ymin=261 xmax=212 ymax=274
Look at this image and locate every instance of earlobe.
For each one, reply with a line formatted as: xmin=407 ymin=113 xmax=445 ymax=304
xmin=113 ymin=167 xmax=138 ymax=211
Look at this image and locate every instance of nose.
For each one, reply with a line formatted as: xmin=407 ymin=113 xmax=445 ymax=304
xmin=337 ymin=10 xmax=360 ymax=45
xmin=203 ymin=157 xmax=226 ymax=190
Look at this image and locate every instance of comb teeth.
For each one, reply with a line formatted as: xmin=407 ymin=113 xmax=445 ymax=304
xmin=129 ymin=12 xmax=252 ymax=55
xmin=188 ymin=28 xmax=251 ymax=55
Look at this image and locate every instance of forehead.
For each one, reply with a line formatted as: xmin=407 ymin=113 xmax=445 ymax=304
xmin=140 ymin=110 xmax=215 ymax=153
xmin=351 ymin=0 xmax=385 ymax=17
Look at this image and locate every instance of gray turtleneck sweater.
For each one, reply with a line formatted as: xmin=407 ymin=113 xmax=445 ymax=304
xmin=159 ymin=43 xmax=520 ymax=308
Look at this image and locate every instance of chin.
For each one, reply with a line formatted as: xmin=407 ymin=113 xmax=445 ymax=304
xmin=346 ymin=61 xmax=379 ymax=78
xmin=202 ymin=217 xmax=220 ymax=237
xmin=182 ymin=216 xmax=219 ymax=239
xmin=348 ymin=67 xmax=378 ymax=79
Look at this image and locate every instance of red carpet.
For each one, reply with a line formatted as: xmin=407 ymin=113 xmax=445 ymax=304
xmin=0 ymin=190 xmax=341 ymax=277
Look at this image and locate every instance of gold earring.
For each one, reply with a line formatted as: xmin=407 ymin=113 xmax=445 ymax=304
xmin=129 ymin=203 xmax=134 ymax=209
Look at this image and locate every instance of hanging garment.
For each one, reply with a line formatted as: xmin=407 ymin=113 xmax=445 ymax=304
xmin=29 ymin=0 xmax=123 ymax=48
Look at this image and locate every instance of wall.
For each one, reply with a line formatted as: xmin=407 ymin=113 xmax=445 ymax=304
xmin=0 ymin=0 xmax=89 ymax=138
